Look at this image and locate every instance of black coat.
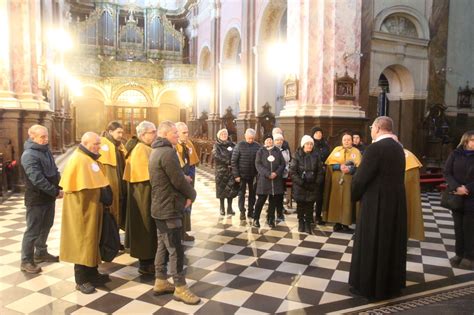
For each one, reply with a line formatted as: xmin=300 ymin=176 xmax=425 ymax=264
xmin=290 ymin=148 xmax=324 ymax=203
xmin=444 ymin=148 xmax=474 ymax=211
xmin=213 ymin=140 xmax=239 ymax=198
xmin=313 ymin=139 xmax=331 ymax=163
xmin=349 ymin=137 xmax=407 ymax=300
xmin=231 ymin=141 xmax=261 ymax=179
xmin=255 ymin=146 xmax=285 ymax=195
xmin=149 ymin=138 xmax=196 ymax=220
xmin=21 ymin=139 xmax=60 ymax=206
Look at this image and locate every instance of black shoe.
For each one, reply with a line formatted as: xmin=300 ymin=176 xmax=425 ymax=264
xmin=305 ymin=223 xmax=313 ymax=235
xmin=449 ymin=255 xmax=463 ymax=267
xmin=227 ymin=208 xmax=235 ymax=215
xmin=333 ymin=223 xmax=343 ymax=232
xmin=276 ymin=215 xmax=285 ymax=222
xmin=268 ymin=220 xmax=275 ymax=228
xmin=138 ymin=264 xmax=155 ymax=275
xmin=315 ymin=216 xmax=326 ymax=226
xmin=240 ymin=212 xmax=246 ymax=220
xmin=76 ymin=282 xmax=96 ymax=294
xmin=89 ymin=273 xmax=111 ymax=286
xmin=253 ymin=220 xmax=260 ymax=228
xmin=247 ymin=211 xmax=254 ymax=219
xmin=458 ymin=258 xmax=474 ymax=270
xmin=220 ymin=208 xmax=225 ymax=216
xmin=34 ymin=252 xmax=59 ymax=263
xmin=20 ymin=262 xmax=42 ymax=274
xmin=284 ymin=209 xmax=290 ymax=215
xmin=298 ymin=222 xmax=305 ymax=233
xmin=341 ymin=225 xmax=354 ymax=233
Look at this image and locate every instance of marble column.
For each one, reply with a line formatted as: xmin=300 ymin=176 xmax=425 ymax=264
xmin=235 ymin=0 xmax=256 ymax=142
xmin=207 ymin=0 xmax=221 ymax=140
xmin=0 ymin=2 xmax=19 ymax=108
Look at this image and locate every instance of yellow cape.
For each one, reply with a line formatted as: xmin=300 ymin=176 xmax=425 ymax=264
xmin=123 ymin=142 xmax=151 ymax=183
xmin=404 ymin=149 xmax=422 ymax=171
xmin=59 ymin=149 xmax=109 ymax=193
xmin=98 ymin=137 xmax=126 ymax=167
xmin=325 ymin=146 xmax=362 ymax=167
xmin=176 ymin=139 xmax=200 ymax=167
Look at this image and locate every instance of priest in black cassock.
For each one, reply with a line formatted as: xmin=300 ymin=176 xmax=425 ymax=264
xmin=349 ymin=116 xmax=407 ymax=301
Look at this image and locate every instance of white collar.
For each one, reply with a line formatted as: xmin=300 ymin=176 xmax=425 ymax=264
xmin=374 ymin=133 xmax=394 ymax=142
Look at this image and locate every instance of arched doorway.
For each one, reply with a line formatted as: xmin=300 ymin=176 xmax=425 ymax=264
xmin=256 ymin=0 xmax=287 ymax=116
xmin=72 ymin=86 xmax=106 ymax=141
xmin=220 ymin=27 xmax=241 ymax=116
xmin=157 ymin=89 xmax=186 ymax=124
xmin=112 ymin=89 xmax=151 ymax=138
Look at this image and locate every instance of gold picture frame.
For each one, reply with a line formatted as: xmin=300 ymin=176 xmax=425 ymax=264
xmin=284 ymin=78 xmax=298 ymax=100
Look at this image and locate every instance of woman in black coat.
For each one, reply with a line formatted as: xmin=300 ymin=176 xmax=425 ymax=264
xmin=290 ymin=135 xmax=324 ymax=234
xmin=444 ymin=130 xmax=474 ymax=270
xmin=212 ymin=129 xmax=238 ymax=216
xmin=253 ymin=135 xmax=285 ymax=228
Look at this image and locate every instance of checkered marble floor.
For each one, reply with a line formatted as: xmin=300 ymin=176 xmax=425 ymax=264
xmin=1 ymin=168 xmax=473 ymax=314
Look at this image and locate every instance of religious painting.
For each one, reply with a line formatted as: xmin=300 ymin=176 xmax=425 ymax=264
xmin=334 ymin=69 xmax=357 ymax=101
xmin=284 ymin=78 xmax=298 ymax=100
xmin=457 ymin=82 xmax=472 ymax=108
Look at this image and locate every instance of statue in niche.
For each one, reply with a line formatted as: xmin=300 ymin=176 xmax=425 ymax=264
xmin=256 ymin=102 xmax=275 ymax=141
xmin=220 ymin=106 xmax=237 ymax=142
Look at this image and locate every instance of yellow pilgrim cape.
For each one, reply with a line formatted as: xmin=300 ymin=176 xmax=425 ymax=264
xmin=59 ymin=148 xmax=109 ymax=193
xmin=404 ymin=149 xmax=424 ymax=241
xmin=98 ymin=136 xmax=127 ymax=167
xmin=176 ymin=139 xmax=200 ymax=168
xmin=325 ymin=146 xmax=362 ymax=167
xmin=123 ymin=142 xmax=152 ymax=183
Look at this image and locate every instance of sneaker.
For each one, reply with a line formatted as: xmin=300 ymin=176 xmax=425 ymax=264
xmin=34 ymin=252 xmax=59 ymax=264
xmin=76 ymin=282 xmax=96 ymax=294
xmin=20 ymin=262 xmax=42 ymax=274
xmin=449 ymin=255 xmax=463 ymax=267
xmin=182 ymin=233 xmax=195 ymax=242
xmin=174 ymin=285 xmax=201 ymax=305
xmin=153 ymin=278 xmax=175 ymax=295
xmin=138 ymin=264 xmax=155 ymax=275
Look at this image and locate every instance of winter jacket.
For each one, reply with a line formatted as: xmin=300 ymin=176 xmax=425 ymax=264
xmin=231 ymin=141 xmax=261 ymax=179
xmin=255 ymin=146 xmax=285 ymax=195
xmin=312 ymin=139 xmax=331 ymax=163
xmin=290 ymin=147 xmax=324 ymax=203
xmin=149 ymin=137 xmax=196 ymax=220
xmin=213 ymin=140 xmax=239 ymax=198
xmin=444 ymin=148 xmax=474 ymax=211
xmin=21 ymin=139 xmax=60 ymax=206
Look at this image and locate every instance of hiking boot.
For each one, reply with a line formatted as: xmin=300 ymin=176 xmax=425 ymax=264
xmin=34 ymin=252 xmax=59 ymax=264
xmin=449 ymin=255 xmax=463 ymax=267
xmin=174 ymin=285 xmax=201 ymax=305
xmin=182 ymin=233 xmax=195 ymax=242
xmin=76 ymin=282 xmax=96 ymax=294
xmin=240 ymin=212 xmax=246 ymax=220
xmin=153 ymin=278 xmax=175 ymax=295
xmin=20 ymin=262 xmax=42 ymax=274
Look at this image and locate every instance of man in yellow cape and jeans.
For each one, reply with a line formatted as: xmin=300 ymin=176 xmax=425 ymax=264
xmin=323 ymin=133 xmax=362 ymax=233
xmin=59 ymin=132 xmax=112 ymax=295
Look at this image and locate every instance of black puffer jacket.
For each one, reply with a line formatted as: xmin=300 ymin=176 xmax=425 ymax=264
xmin=255 ymin=146 xmax=285 ymax=195
xmin=213 ymin=140 xmax=239 ymax=198
xmin=290 ymin=147 xmax=324 ymax=203
xmin=21 ymin=139 xmax=60 ymax=206
xmin=231 ymin=141 xmax=261 ymax=179
xmin=444 ymin=148 xmax=474 ymax=211
xmin=149 ymin=137 xmax=196 ymax=220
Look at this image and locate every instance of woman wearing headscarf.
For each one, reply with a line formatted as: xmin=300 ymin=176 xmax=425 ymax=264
xmin=323 ymin=132 xmax=361 ymax=232
xmin=290 ymin=135 xmax=324 ymax=234
xmin=253 ymin=134 xmax=285 ymax=228
xmin=274 ymin=133 xmax=291 ymax=222
xmin=212 ymin=129 xmax=238 ymax=216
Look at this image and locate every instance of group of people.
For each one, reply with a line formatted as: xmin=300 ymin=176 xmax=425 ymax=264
xmin=18 ymin=116 xmax=473 ymax=304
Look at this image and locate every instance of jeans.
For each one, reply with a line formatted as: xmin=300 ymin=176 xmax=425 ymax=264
xmin=21 ymin=202 xmax=55 ymax=263
xmin=154 ymin=219 xmax=186 ymax=286
xmin=452 ymin=209 xmax=474 ymax=259
xmin=238 ymin=177 xmax=256 ymax=214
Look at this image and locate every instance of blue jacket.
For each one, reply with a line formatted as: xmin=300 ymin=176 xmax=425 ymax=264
xmin=21 ymin=139 xmax=60 ymax=206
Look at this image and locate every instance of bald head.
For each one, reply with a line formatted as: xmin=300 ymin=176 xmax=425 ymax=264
xmin=28 ymin=125 xmax=49 ymax=145
xmin=373 ymin=116 xmax=393 ymax=132
xmin=81 ymin=132 xmax=101 ymax=154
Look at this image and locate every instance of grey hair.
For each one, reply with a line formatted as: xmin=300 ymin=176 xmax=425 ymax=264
xmin=175 ymin=121 xmax=188 ymax=131
xmin=373 ymin=116 xmax=393 ymax=132
xmin=28 ymin=125 xmax=47 ymax=138
xmin=80 ymin=131 xmax=99 ymax=145
xmin=272 ymin=127 xmax=283 ymax=136
xmin=245 ymin=128 xmax=256 ymax=136
xmin=157 ymin=121 xmax=176 ymax=137
xmin=136 ymin=121 xmax=156 ymax=136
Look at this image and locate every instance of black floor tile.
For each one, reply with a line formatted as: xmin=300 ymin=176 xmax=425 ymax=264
xmin=242 ymin=293 xmax=283 ymax=313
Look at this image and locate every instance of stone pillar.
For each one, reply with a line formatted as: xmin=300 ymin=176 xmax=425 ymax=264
xmin=277 ymin=0 xmax=367 ymax=152
xmin=0 ymin=1 xmax=19 ymax=108
xmin=207 ymin=0 xmax=221 ymax=140
xmin=0 ymin=110 xmax=23 ymax=191
xmin=236 ymin=0 xmax=256 ymax=142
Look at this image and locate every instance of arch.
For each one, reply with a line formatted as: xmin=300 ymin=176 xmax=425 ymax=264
xmin=256 ymin=0 xmax=287 ymax=44
xmin=374 ymin=5 xmax=430 ymax=40
xmin=77 ymin=84 xmax=108 ymax=102
xmin=380 ymin=64 xmax=415 ymax=100
xmin=111 ymin=84 xmax=153 ymax=106
xmin=198 ymin=46 xmax=211 ymax=73
xmin=157 ymin=89 xmax=182 ymax=123
xmin=221 ymin=26 xmax=241 ymax=63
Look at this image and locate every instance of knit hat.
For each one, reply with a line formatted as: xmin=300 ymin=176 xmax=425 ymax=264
xmin=311 ymin=127 xmax=323 ymax=137
xmin=300 ymin=135 xmax=314 ymax=147
xmin=263 ymin=134 xmax=273 ymax=142
xmin=273 ymin=133 xmax=284 ymax=141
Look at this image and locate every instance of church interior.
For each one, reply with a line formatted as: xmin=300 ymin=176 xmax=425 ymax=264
xmin=0 ymin=0 xmax=473 ymax=314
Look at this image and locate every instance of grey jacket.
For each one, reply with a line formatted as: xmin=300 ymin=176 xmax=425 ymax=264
xmin=149 ymin=137 xmax=196 ymax=220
